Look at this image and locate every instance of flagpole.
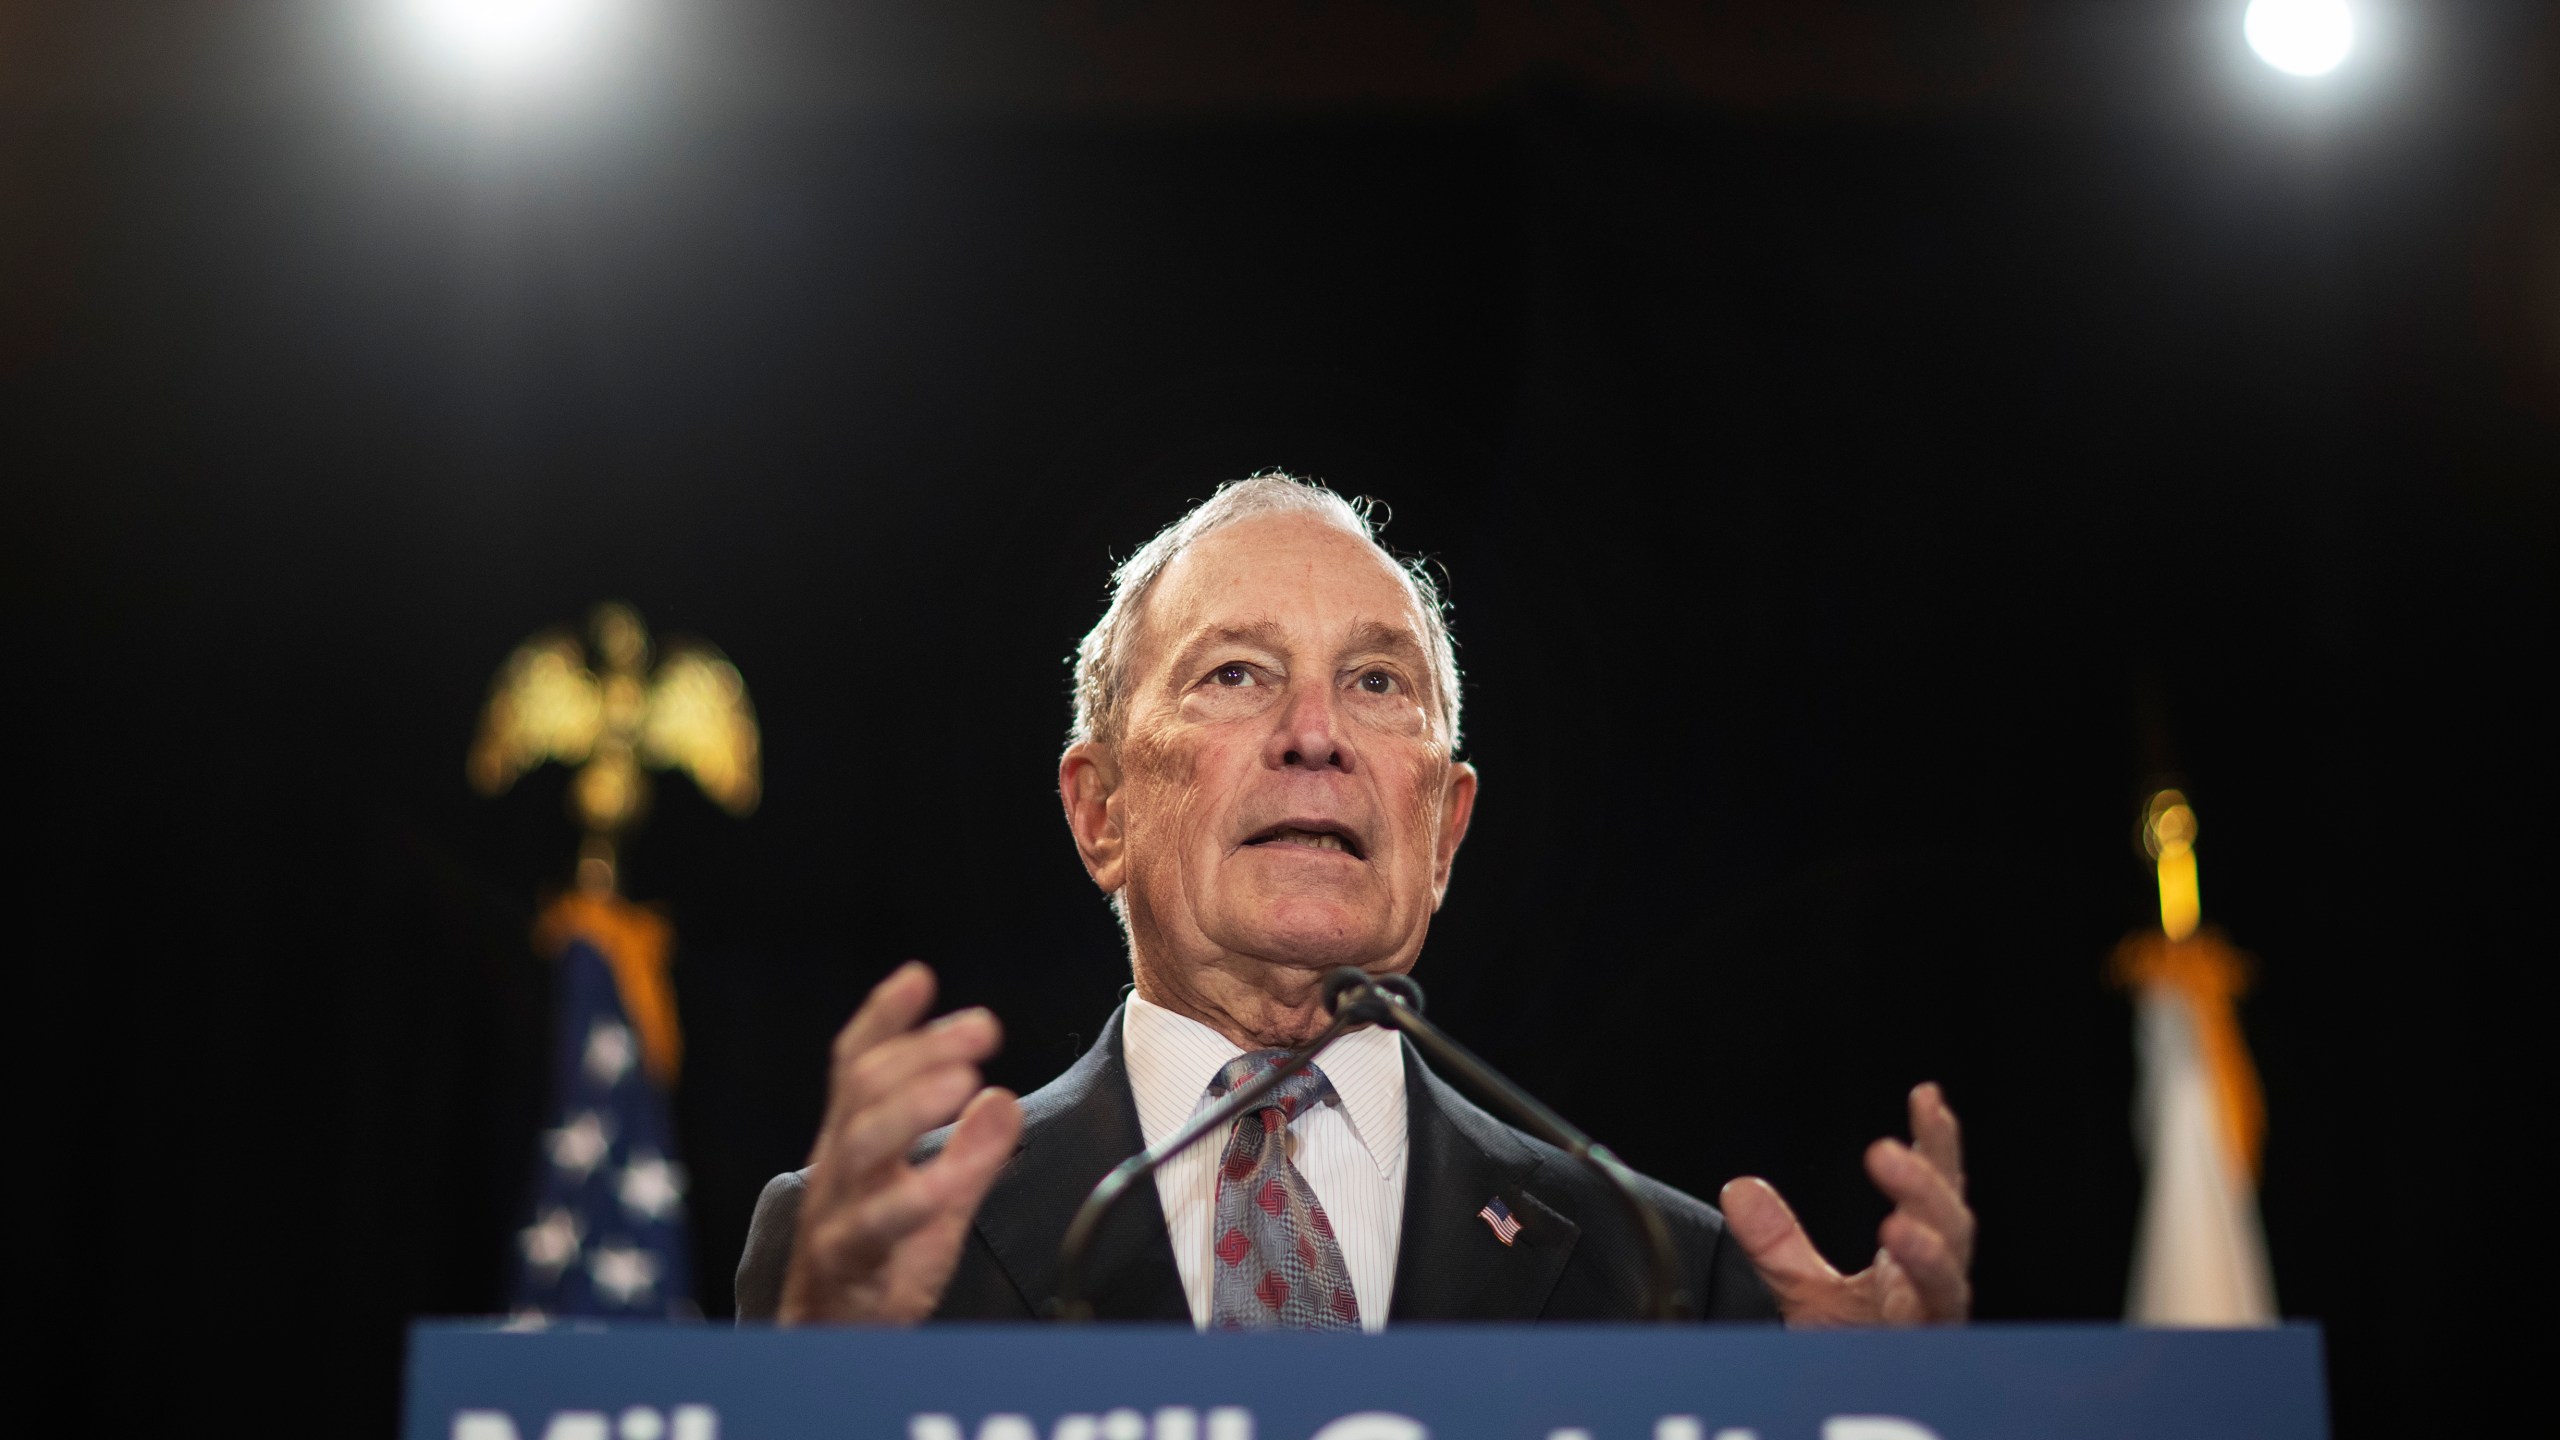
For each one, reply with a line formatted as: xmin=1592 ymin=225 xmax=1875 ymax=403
xmin=476 ymin=602 xmax=760 ymax=1322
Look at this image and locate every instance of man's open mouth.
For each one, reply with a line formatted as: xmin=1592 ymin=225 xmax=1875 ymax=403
xmin=1241 ymin=823 xmax=1367 ymax=860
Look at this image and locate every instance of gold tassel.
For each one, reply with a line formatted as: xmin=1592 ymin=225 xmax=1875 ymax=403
xmin=536 ymin=891 xmax=683 ymax=1087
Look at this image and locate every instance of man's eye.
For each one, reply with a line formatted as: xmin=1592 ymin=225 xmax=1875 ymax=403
xmin=1357 ymin=671 xmax=1396 ymax=695
xmin=1212 ymin=664 xmax=1254 ymax=688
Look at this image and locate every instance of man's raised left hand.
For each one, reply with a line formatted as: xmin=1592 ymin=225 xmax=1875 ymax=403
xmin=1719 ymin=1082 xmax=1974 ymax=1325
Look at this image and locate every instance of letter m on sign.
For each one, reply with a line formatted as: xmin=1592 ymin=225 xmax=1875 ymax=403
xmin=453 ymin=1409 xmax=719 ymax=1440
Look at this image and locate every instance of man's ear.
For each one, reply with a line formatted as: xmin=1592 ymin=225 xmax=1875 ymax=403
xmin=1429 ymin=760 xmax=1478 ymax=907
xmin=1059 ymin=740 xmax=1127 ymax=894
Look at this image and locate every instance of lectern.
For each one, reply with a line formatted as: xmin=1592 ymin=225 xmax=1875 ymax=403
xmin=405 ymin=1322 xmax=2326 ymax=1440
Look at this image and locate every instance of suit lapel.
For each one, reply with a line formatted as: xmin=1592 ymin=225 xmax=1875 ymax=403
xmin=966 ymin=1005 xmax=1190 ymax=1322
xmin=1388 ymin=1040 xmax=1580 ymax=1321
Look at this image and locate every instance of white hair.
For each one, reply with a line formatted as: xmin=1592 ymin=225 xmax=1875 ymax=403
xmin=1069 ymin=471 xmax=1463 ymax=753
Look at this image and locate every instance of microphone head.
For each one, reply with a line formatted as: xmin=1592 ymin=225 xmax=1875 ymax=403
xmin=1322 ymin=967 xmax=1427 ymax=1024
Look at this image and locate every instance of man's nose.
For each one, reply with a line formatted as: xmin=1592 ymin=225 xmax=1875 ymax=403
xmin=1266 ymin=680 xmax=1350 ymax=773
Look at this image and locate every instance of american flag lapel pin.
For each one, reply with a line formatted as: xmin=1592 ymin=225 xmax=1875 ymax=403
xmin=1477 ymin=1195 xmax=1523 ymax=1246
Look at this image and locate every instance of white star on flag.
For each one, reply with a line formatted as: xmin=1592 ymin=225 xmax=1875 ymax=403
xmin=518 ymin=1207 xmax=584 ymax=1279
xmin=583 ymin=1020 xmax=636 ymax=1087
xmin=589 ymin=1243 xmax=662 ymax=1306
xmin=618 ymin=1150 xmax=687 ymax=1222
xmin=546 ymin=1110 xmax=615 ymax=1181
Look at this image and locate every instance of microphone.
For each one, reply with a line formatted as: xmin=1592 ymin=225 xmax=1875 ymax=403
xmin=1049 ymin=997 xmax=1377 ymax=1322
xmin=1321 ymin=967 xmax=1691 ymax=1321
xmin=1052 ymin=970 xmax=1689 ymax=1322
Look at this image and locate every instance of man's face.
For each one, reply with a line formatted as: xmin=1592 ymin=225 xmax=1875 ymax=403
xmin=1073 ymin=512 xmax=1476 ymax=994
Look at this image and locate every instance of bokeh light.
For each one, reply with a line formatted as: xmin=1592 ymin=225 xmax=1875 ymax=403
xmin=2244 ymin=0 xmax=2355 ymax=77
xmin=398 ymin=0 xmax=618 ymax=82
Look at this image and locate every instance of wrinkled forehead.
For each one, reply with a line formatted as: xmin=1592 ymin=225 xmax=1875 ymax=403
xmin=1135 ymin=511 xmax=1430 ymax=668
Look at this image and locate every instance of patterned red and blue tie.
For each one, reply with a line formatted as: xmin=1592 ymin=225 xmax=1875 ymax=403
xmin=1206 ymin=1050 xmax=1362 ymax=1330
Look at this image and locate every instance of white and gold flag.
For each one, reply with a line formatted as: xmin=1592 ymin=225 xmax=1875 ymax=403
xmin=2117 ymin=791 xmax=2276 ymax=1326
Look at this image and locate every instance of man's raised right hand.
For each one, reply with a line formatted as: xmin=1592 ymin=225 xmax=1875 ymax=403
xmin=776 ymin=962 xmax=1023 ymax=1323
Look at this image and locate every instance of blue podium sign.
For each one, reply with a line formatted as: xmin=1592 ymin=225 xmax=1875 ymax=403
xmin=404 ymin=1322 xmax=2327 ymax=1440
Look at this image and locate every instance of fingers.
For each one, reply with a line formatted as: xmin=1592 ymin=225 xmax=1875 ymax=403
xmin=831 ymin=1058 xmax=990 ymax=1183
xmin=1718 ymin=1177 xmax=1841 ymax=1300
xmin=811 ymin=963 xmax=940 ymax=1161
xmin=800 ymin=1088 xmax=1023 ymax=1285
xmin=1871 ymin=1085 xmax=1973 ymax=1323
xmin=812 ymin=965 xmax=1000 ymax=1155
xmin=921 ymin=1087 xmax=1024 ymax=1209
xmin=843 ymin=961 xmax=939 ymax=1057
xmin=1879 ymin=1212 xmax=1971 ymax=1321
xmin=808 ymin=965 xmax=1001 ymax=1205
xmin=1721 ymin=1084 xmax=1976 ymax=1330
xmin=1865 ymin=1137 xmax=1974 ymax=1270
xmin=812 ymin=1028 xmax=1002 ymax=1198
xmin=844 ymin=1008 xmax=1004 ymax=1124
xmin=1907 ymin=1082 xmax=1965 ymax=1194
xmin=827 ymin=1007 xmax=1000 ymax=1181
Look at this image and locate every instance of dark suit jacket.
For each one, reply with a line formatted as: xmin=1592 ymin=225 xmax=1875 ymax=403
xmin=736 ymin=1005 xmax=1778 ymax=1323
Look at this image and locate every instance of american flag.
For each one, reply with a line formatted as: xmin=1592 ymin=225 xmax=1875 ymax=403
xmin=1478 ymin=1196 xmax=1523 ymax=1246
xmin=510 ymin=933 xmax=695 ymax=1320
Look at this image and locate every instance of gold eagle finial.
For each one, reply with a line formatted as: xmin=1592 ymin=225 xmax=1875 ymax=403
xmin=468 ymin=602 xmax=761 ymax=893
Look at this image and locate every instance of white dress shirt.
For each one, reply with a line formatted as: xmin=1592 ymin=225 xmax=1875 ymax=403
xmin=1121 ymin=992 xmax=1408 ymax=1331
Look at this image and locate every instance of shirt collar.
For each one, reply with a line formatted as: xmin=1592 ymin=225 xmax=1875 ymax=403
xmin=1122 ymin=991 xmax=1407 ymax=1186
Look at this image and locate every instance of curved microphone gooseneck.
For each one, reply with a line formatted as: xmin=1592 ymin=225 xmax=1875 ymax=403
xmin=1320 ymin=967 xmax=1691 ymax=1321
xmin=1048 ymin=982 xmax=1401 ymax=1321
xmin=1050 ymin=971 xmax=1687 ymax=1322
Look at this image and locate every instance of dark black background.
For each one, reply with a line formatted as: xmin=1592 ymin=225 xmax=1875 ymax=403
xmin=9 ymin=3 xmax=2552 ymax=1435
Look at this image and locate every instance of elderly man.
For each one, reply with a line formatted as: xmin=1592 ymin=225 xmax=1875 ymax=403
xmin=736 ymin=474 xmax=1974 ymax=1328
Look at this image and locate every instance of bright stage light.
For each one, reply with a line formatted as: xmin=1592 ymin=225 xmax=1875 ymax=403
xmin=2244 ymin=0 xmax=2355 ymax=76
xmin=402 ymin=0 xmax=615 ymax=80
